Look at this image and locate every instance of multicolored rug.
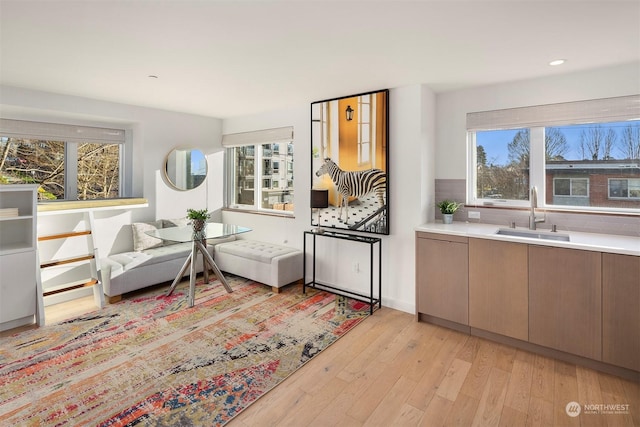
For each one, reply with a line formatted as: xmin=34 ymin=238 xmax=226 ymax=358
xmin=0 ymin=276 xmax=370 ymax=426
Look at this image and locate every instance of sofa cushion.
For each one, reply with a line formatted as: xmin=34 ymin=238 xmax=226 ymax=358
xmin=215 ymin=240 xmax=299 ymax=264
xmin=131 ymin=221 xmax=164 ymax=252
xmin=104 ymin=242 xmax=193 ymax=272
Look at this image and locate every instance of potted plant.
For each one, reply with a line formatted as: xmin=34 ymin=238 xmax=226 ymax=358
xmin=186 ymin=208 xmax=210 ymax=233
xmin=437 ymin=200 xmax=462 ymax=224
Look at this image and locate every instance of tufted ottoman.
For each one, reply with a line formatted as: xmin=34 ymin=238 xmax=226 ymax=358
xmin=213 ymin=240 xmax=303 ymax=292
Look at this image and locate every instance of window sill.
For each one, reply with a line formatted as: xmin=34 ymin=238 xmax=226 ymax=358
xmin=38 ymin=198 xmax=148 ymax=215
xmin=223 ymin=207 xmax=295 ymax=219
xmin=465 ymin=204 xmax=640 ymax=217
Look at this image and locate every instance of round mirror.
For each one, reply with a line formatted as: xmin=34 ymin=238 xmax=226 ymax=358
xmin=164 ymin=148 xmax=208 ymax=191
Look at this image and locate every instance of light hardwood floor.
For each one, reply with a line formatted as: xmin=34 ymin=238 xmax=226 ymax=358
xmin=13 ymin=289 xmax=640 ymax=427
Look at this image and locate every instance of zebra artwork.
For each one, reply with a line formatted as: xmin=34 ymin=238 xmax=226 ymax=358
xmin=315 ymin=158 xmax=387 ymax=224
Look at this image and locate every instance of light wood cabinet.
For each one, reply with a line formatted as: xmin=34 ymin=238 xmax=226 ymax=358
xmin=529 ymin=245 xmax=602 ymax=360
xmin=469 ymin=238 xmax=528 ymax=341
xmin=602 ymin=253 xmax=640 ymax=371
xmin=0 ymin=184 xmax=40 ymax=331
xmin=416 ymin=232 xmax=468 ymax=325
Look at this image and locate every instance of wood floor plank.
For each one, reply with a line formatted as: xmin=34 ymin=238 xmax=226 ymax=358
xmin=498 ymin=406 xmax=528 ymax=427
xmin=280 ymin=376 xmax=350 ymax=426
xmin=459 ymin=339 xmax=499 ymax=400
xmin=406 ymin=328 xmax=467 ymax=411
xmin=621 ymin=379 xmax=640 ymax=426
xmin=576 ymin=365 xmax=608 ymax=427
xmin=436 ymin=357 xmax=472 ymax=402
xmin=525 ymin=396 xmax=554 ymax=427
xmin=530 ymin=353 xmax=555 ymax=402
xmin=471 ymin=367 xmax=510 ymax=427
xmin=336 ymin=310 xmax=413 ymax=383
xmin=307 ymin=361 xmax=388 ymax=426
xmin=504 ymin=350 xmax=535 ymax=413
xmin=598 ymin=372 xmax=638 ymax=426
xmin=456 ymin=335 xmax=482 ymax=363
xmin=364 ymin=375 xmax=419 ymax=426
xmin=552 ymin=360 xmax=580 ymax=426
xmin=493 ymin=342 xmax=517 ymax=373
xmin=391 ymin=403 xmax=424 ymax=426
xmin=443 ymin=392 xmax=480 ymax=427
xmin=419 ymin=394 xmax=454 ymax=426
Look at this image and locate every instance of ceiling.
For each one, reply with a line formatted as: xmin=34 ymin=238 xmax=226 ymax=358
xmin=1 ymin=1 xmax=639 ymax=119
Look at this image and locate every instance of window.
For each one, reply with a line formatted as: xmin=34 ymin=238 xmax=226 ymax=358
xmin=474 ymin=128 xmax=530 ymax=201
xmin=554 ymin=178 xmax=589 ymax=197
xmin=0 ymin=119 xmax=126 ymax=201
xmin=609 ymin=178 xmax=640 ymax=199
xmin=468 ymin=96 xmax=640 ymax=212
xmin=223 ymin=126 xmax=294 ymax=214
xmin=357 ymin=94 xmax=372 ymax=166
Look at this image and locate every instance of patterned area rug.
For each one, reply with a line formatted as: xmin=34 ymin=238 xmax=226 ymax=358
xmin=0 ymin=276 xmax=370 ymax=426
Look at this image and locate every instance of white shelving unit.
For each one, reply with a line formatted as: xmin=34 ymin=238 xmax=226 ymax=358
xmin=0 ymin=184 xmax=41 ymax=331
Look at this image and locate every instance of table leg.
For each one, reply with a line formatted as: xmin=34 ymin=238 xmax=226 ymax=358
xmin=195 ymin=240 xmax=233 ymax=293
xmin=166 ymin=252 xmax=193 ymax=296
xmin=203 ymin=251 xmax=209 ymax=284
xmin=188 ymin=240 xmax=198 ymax=307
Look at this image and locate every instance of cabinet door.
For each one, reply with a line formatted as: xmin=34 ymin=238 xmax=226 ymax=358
xmin=0 ymin=250 xmax=37 ymax=324
xmin=529 ymin=246 xmax=602 ymax=360
xmin=416 ymin=234 xmax=468 ymax=325
xmin=469 ymin=238 xmax=528 ymax=341
xmin=603 ymin=253 xmax=640 ymax=371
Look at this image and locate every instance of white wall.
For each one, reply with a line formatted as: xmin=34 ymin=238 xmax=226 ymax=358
xmin=435 ymin=62 xmax=640 ymax=180
xmin=221 ymin=106 xmax=310 ymax=248
xmin=221 ymin=85 xmax=436 ymax=313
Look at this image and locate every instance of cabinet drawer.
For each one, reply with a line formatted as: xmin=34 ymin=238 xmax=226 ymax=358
xmin=416 ymin=232 xmax=468 ymax=244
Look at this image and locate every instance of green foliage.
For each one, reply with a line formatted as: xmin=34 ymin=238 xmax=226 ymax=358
xmin=437 ymin=200 xmax=462 ymax=214
xmin=186 ymin=208 xmax=210 ymax=221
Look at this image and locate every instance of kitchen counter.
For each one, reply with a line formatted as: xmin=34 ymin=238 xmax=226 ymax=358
xmin=416 ymin=222 xmax=640 ymax=257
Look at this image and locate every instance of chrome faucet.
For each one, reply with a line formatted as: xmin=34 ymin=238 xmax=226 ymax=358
xmin=529 ymin=186 xmax=545 ymax=230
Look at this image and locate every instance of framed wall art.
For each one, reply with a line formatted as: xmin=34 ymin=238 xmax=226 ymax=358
xmin=310 ymin=89 xmax=389 ymax=235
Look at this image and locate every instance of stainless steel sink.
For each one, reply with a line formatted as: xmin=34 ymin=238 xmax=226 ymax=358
xmin=495 ymin=228 xmax=570 ymax=242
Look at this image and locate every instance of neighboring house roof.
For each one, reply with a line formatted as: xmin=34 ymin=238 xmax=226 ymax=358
xmin=546 ymin=159 xmax=640 ymax=172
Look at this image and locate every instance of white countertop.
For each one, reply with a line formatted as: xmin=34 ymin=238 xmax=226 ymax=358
xmin=416 ymin=222 xmax=640 ymax=257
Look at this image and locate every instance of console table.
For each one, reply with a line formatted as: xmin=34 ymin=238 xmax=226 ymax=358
xmin=303 ymin=230 xmax=381 ymax=314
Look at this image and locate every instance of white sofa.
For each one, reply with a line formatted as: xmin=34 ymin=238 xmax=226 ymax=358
xmin=213 ymin=239 xmax=303 ymax=292
xmin=99 ymin=219 xmax=233 ymax=302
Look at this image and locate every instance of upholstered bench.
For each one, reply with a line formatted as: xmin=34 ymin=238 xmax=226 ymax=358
xmin=213 ymin=240 xmax=303 ymax=292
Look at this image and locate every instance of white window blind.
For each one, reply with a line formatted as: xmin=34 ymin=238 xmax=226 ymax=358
xmin=0 ymin=119 xmax=125 ymax=143
xmin=221 ymin=126 xmax=294 ymax=147
xmin=467 ymin=95 xmax=640 ymax=131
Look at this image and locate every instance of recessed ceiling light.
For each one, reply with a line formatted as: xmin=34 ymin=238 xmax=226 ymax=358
xmin=549 ymin=59 xmax=565 ymax=66
xmin=148 ymin=75 xmax=158 ymax=79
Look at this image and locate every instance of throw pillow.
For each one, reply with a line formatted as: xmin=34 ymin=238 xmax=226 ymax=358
xmin=131 ymin=220 xmax=164 ymax=252
xmin=162 ymin=217 xmax=190 ymax=228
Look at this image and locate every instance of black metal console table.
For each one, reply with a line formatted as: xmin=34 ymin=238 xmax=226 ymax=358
xmin=303 ymin=230 xmax=382 ymax=314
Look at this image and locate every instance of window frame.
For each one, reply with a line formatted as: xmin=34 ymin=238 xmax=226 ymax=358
xmin=608 ymin=178 xmax=640 ymax=200
xmin=553 ymin=177 xmax=590 ymax=198
xmin=225 ymin=140 xmax=294 ymax=215
xmin=466 ymin=96 xmax=640 ymax=214
xmin=0 ymin=119 xmax=131 ymax=202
